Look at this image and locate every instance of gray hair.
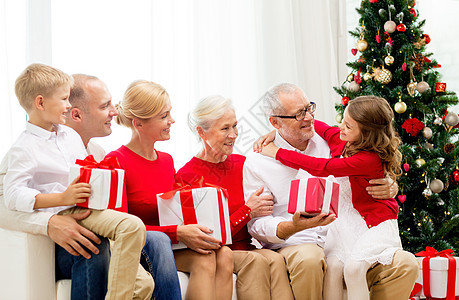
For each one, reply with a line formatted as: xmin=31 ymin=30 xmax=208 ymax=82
xmin=261 ymin=83 xmax=302 ymax=116
xmin=188 ymin=95 xmax=235 ymax=138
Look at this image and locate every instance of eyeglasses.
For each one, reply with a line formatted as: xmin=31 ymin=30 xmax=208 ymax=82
xmin=271 ymin=102 xmax=316 ymax=121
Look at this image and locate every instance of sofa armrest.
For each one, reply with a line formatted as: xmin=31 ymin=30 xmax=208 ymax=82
xmin=0 ymin=228 xmax=56 ymax=300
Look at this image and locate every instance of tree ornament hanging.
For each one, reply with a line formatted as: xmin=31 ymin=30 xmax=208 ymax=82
xmin=395 ymin=12 xmax=406 ymax=32
xmin=424 ymin=142 xmax=434 ymax=150
xmin=376 ymin=24 xmax=381 ymax=43
xmin=422 ymin=127 xmax=433 ymax=139
xmin=384 ymin=21 xmax=396 ymax=33
xmin=341 ymin=96 xmax=349 ymax=105
xmin=444 ymin=112 xmax=459 ymax=126
xmin=422 ymin=187 xmax=432 ymax=198
xmin=430 ymin=179 xmax=444 ymax=193
xmin=346 ymin=73 xmax=354 ymax=82
xmin=407 ymin=65 xmax=417 ymax=97
xmin=444 ymin=143 xmax=455 ymax=154
xmin=437 ymin=157 xmax=445 ymax=165
xmin=413 ymin=53 xmax=424 ymax=72
xmin=416 ymin=81 xmax=430 ymax=93
xmin=374 ymin=67 xmax=392 ymax=84
xmin=451 ymin=168 xmax=459 ymax=184
xmin=433 ymin=116 xmax=443 ymax=125
xmin=423 ymin=34 xmax=431 ymax=44
xmin=403 ymin=163 xmax=410 ymax=172
xmin=354 ymin=68 xmax=362 ymax=84
xmin=348 ymin=81 xmax=360 ymax=92
xmin=398 ymin=194 xmax=407 ymax=203
xmin=379 ymin=8 xmax=387 ymax=19
xmin=351 ymin=48 xmax=358 ymax=56
xmin=394 ymin=101 xmax=407 ymax=114
xmin=436 ymin=82 xmax=446 ymax=92
xmin=415 ymin=158 xmax=426 ymax=167
xmin=369 ymin=0 xmax=378 ymax=3
xmin=414 ymin=36 xmax=426 ymax=49
xmin=356 ymin=40 xmax=368 ymax=52
xmin=363 ymin=72 xmax=373 ymax=81
xmin=409 ymin=8 xmax=417 ymax=17
xmin=397 ymin=24 xmax=406 ymax=32
xmin=336 ymin=113 xmax=343 ymax=123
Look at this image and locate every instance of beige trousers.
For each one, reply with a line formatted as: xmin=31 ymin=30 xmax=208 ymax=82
xmin=233 ymin=249 xmax=294 ymax=300
xmin=61 ymin=207 xmax=150 ymax=300
xmin=366 ymin=249 xmax=419 ymax=300
xmin=278 ymin=243 xmax=326 ymax=300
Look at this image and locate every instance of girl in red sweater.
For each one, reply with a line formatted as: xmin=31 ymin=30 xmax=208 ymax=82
xmin=260 ymin=96 xmax=403 ymax=300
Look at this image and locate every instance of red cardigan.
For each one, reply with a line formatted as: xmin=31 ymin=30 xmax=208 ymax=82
xmin=106 ymin=146 xmax=179 ymax=243
xmin=275 ymin=120 xmax=398 ymax=228
xmin=175 ymin=155 xmax=254 ymax=250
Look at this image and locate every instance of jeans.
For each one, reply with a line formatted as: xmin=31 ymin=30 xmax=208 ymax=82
xmin=141 ymin=231 xmax=182 ymax=300
xmin=55 ymin=236 xmax=110 ymax=300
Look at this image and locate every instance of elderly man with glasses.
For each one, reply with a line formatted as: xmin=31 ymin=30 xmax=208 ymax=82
xmin=243 ymin=83 xmax=419 ymax=300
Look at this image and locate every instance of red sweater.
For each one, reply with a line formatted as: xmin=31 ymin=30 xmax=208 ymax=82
xmin=276 ymin=120 xmax=398 ymax=228
xmin=106 ymin=146 xmax=179 ymax=243
xmin=175 ymin=155 xmax=254 ymax=250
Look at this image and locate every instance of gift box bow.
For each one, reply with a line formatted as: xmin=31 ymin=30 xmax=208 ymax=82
xmin=75 ymin=155 xmax=122 ymax=208
xmin=159 ymin=177 xmax=229 ymax=245
xmin=416 ymin=246 xmax=457 ymax=300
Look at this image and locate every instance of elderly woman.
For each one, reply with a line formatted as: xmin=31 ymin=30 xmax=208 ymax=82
xmin=106 ymin=81 xmax=233 ymax=300
xmin=175 ymin=95 xmax=294 ymax=300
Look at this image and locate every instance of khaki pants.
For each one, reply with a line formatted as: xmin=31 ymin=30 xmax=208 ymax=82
xmin=61 ymin=207 xmax=150 ymax=300
xmin=366 ymin=250 xmax=419 ymax=300
xmin=278 ymin=244 xmax=326 ymax=300
xmin=233 ymin=249 xmax=294 ymax=300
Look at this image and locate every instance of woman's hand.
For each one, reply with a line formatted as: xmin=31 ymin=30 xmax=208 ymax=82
xmin=253 ymin=130 xmax=276 ymax=153
xmin=246 ymin=187 xmax=274 ymax=218
xmin=176 ymin=224 xmax=222 ymax=254
xmin=366 ymin=177 xmax=398 ymax=199
xmin=259 ymin=142 xmax=279 ymax=158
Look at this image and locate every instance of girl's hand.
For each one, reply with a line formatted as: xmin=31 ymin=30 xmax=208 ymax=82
xmin=60 ymin=176 xmax=91 ymax=206
xmin=253 ymin=130 xmax=276 ymax=153
xmin=176 ymin=224 xmax=222 ymax=254
xmin=246 ymin=187 xmax=274 ymax=218
xmin=259 ymin=142 xmax=279 ymax=158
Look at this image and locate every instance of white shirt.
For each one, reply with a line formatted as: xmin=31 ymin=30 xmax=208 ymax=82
xmin=2 ymin=123 xmax=87 ymax=214
xmin=87 ymin=140 xmax=106 ymax=162
xmin=243 ymin=131 xmax=332 ymax=249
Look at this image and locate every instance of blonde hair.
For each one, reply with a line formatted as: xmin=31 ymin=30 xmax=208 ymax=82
xmin=115 ymin=80 xmax=169 ymax=128
xmin=14 ymin=63 xmax=73 ymax=111
xmin=345 ymin=96 xmax=403 ymax=181
xmin=188 ymin=95 xmax=234 ymax=137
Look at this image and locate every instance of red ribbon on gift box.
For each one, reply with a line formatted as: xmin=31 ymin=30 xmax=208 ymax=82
xmin=416 ymin=246 xmax=457 ymax=300
xmin=160 ymin=177 xmax=229 ymax=244
xmin=75 ymin=155 xmax=121 ymax=209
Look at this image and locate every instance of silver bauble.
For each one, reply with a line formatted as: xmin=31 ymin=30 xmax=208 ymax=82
xmin=444 ymin=112 xmax=459 ymax=126
xmin=384 ymin=20 xmax=397 ymax=33
xmin=433 ymin=117 xmax=443 ymax=125
xmin=430 ymin=179 xmax=444 ymax=193
xmin=416 ymin=81 xmax=430 ymax=93
xmin=348 ymin=81 xmax=360 ymax=92
xmin=423 ymin=127 xmax=433 ymax=139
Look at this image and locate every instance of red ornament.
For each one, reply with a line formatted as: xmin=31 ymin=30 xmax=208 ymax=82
xmin=436 ymin=82 xmax=446 ymax=92
xmin=354 ymin=67 xmax=362 ymax=84
xmin=451 ymin=169 xmax=459 ymax=184
xmin=398 ymin=195 xmax=407 ymax=203
xmin=423 ymin=34 xmax=431 ymax=44
xmin=402 ymin=62 xmax=407 ymax=71
xmin=409 ymin=8 xmax=417 ymax=17
xmin=341 ymin=96 xmax=350 ymax=105
xmin=401 ymin=118 xmax=425 ymax=136
xmin=369 ymin=0 xmax=378 ymax=3
xmin=424 ymin=57 xmax=431 ymax=63
xmin=455 ymin=114 xmax=459 ymax=128
xmin=351 ymin=48 xmax=358 ymax=56
xmin=397 ymin=24 xmax=407 ymax=32
xmin=376 ymin=35 xmax=381 ymax=43
xmin=403 ymin=163 xmax=410 ymax=172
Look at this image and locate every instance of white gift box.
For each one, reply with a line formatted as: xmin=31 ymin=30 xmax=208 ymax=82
xmin=416 ymin=256 xmax=459 ymax=298
xmin=157 ymin=186 xmax=232 ymax=250
xmin=68 ymin=166 xmax=124 ymax=210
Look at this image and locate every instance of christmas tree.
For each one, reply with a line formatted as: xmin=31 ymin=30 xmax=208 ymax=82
xmin=334 ymin=0 xmax=459 ymax=253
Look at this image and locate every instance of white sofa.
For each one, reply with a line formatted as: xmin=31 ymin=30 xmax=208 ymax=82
xmin=0 ymin=228 xmax=237 ymax=300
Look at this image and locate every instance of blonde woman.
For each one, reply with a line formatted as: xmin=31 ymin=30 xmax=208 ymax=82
xmin=106 ymin=81 xmax=233 ymax=300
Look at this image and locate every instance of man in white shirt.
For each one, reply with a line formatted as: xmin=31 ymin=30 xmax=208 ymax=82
xmin=243 ymin=83 xmax=419 ymax=300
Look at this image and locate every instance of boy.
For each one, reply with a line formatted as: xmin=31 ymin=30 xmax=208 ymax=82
xmin=2 ymin=63 xmax=146 ymax=299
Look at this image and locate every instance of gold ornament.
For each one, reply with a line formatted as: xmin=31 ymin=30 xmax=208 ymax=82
xmin=422 ymin=127 xmax=433 ymax=139
xmin=407 ymin=81 xmax=416 ymax=97
xmin=346 ymin=73 xmax=354 ymax=82
xmin=415 ymin=158 xmax=426 ymax=167
xmin=374 ymin=67 xmax=392 ymax=84
xmin=394 ymin=101 xmax=407 ymax=114
xmin=430 ymin=179 xmax=444 ymax=193
xmin=363 ymin=72 xmax=373 ymax=81
xmin=384 ymin=55 xmax=395 ymax=66
xmin=356 ymin=39 xmax=369 ymax=52
xmin=335 ymin=113 xmax=343 ymax=123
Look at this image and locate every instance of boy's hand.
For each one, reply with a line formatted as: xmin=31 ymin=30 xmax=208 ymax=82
xmin=61 ymin=176 xmax=91 ymax=206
